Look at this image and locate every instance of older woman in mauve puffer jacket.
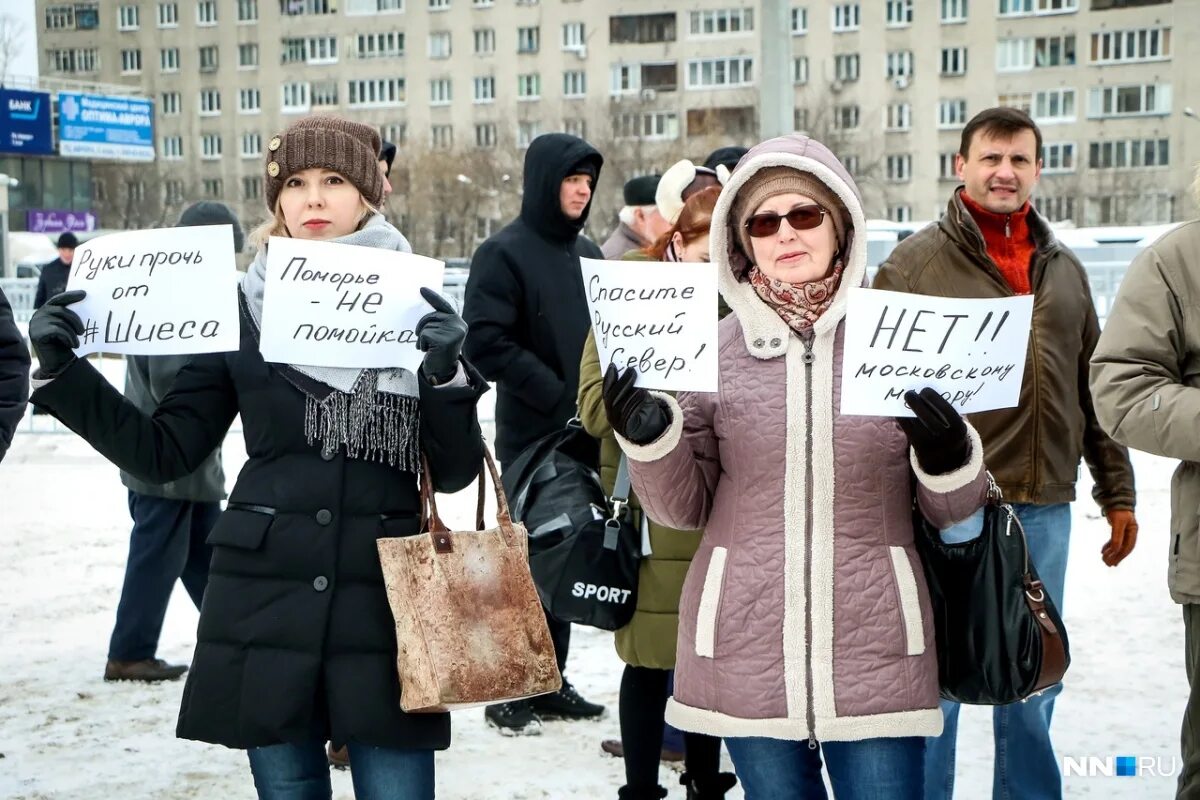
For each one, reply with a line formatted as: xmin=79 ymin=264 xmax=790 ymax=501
xmin=601 ymin=134 xmax=989 ymax=800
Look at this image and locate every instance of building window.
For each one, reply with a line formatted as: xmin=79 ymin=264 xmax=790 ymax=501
xmin=517 ymin=121 xmax=541 ymax=148
xmin=886 ymin=154 xmax=913 ymax=182
xmin=201 ymin=134 xmax=222 ymax=160
xmin=157 ymin=2 xmax=178 ymax=27
xmin=832 ymin=3 xmax=861 ymax=32
xmin=428 ymin=32 xmax=451 ymax=59
xmin=791 ymin=7 xmax=808 ymax=34
xmin=429 ymin=0 xmax=450 ymax=8
xmin=474 ymin=29 xmax=495 ymax=55
xmin=609 ymin=13 xmax=676 ymax=44
xmin=564 ymin=118 xmax=586 ymax=139
xmin=475 ymin=123 xmax=497 ymax=148
xmin=998 ymin=0 xmax=1032 ymax=14
xmin=996 ymin=38 xmax=1034 ymax=71
xmin=357 ymin=32 xmax=404 ymax=58
xmin=1037 ymin=196 xmax=1074 ymax=223
xmin=841 ymin=154 xmax=860 ymax=175
xmin=563 ymin=70 xmax=587 ymax=97
xmin=941 ymin=0 xmax=968 ymax=22
xmin=164 ymin=179 xmax=184 ymax=205
xmin=1033 ymin=88 xmax=1075 ymax=122
xmin=161 ymin=136 xmax=183 ymax=160
xmin=345 ymin=0 xmax=403 ymax=11
xmin=239 ymin=43 xmax=259 ymax=68
xmin=611 ymin=64 xmax=639 ymax=95
xmin=310 ymin=81 xmax=338 ymax=107
xmin=473 ymin=76 xmax=495 ymax=103
xmin=348 ymin=78 xmax=406 ymax=107
xmin=473 ymin=0 xmax=493 ymax=6
xmin=160 ymin=48 xmax=180 ymax=72
xmin=428 ymin=78 xmax=452 ymax=105
xmin=120 ymin=49 xmax=142 ymax=74
xmin=380 ymin=123 xmax=406 ymax=145
xmin=243 ymin=177 xmax=262 ymax=200
xmin=885 ymin=103 xmax=912 ymax=131
xmin=999 ymin=0 xmax=1078 ymax=15
xmin=196 ymin=0 xmax=217 ymax=25
xmin=1088 ymin=138 xmax=1170 ymax=169
xmin=1042 ymin=142 xmax=1075 ymax=172
xmin=834 ymin=53 xmax=860 ymax=82
xmin=834 ymin=104 xmax=860 ymax=130
xmin=1087 ymin=84 xmax=1171 ymax=118
xmin=241 ymin=131 xmax=263 ymax=158
xmin=689 ymin=9 xmax=754 ymax=36
xmin=199 ymin=89 xmax=221 ymax=115
xmin=518 ymin=73 xmax=541 ymax=100
xmin=199 ymin=46 xmax=219 ymax=72
xmin=885 ymin=51 xmax=914 ymax=80
xmin=687 ymin=57 xmax=754 ymax=89
xmin=127 ymin=181 xmax=146 ymax=203
xmin=562 ymin=22 xmax=585 ymax=50
xmin=281 ymin=0 xmax=338 ymax=15
xmin=941 ymin=47 xmax=967 ymax=75
xmin=1090 ymin=28 xmax=1171 ymax=64
xmin=203 ymin=178 xmax=223 ymax=198
xmin=238 ymin=0 xmax=258 ymax=21
xmin=1035 ymin=35 xmax=1076 ymax=67
xmin=239 ymin=88 xmax=261 ymax=113
xmin=794 ymin=108 xmax=809 ymax=132
xmin=1086 ymin=193 xmax=1174 ymax=226
xmin=939 ymin=151 xmax=958 ymax=180
xmin=49 ymin=49 xmax=100 ymax=74
xmin=518 ymin=27 xmax=540 ymax=53
xmin=1036 ymin=0 xmax=1077 ymax=12
xmin=431 ymin=125 xmax=453 ymax=150
xmin=889 ymin=205 xmax=913 ymax=222
xmin=118 ymin=5 xmax=140 ymax=30
xmin=938 ymin=98 xmax=968 ymax=128
xmin=615 ymin=111 xmax=679 ymax=140
xmin=281 ymin=82 xmax=310 ymax=113
xmin=885 ymin=0 xmax=913 ymax=26
xmin=161 ymin=91 xmax=181 ymax=115
xmin=792 ymin=56 xmax=809 ymax=85
xmin=45 ymin=5 xmax=76 ymax=30
xmin=998 ymin=92 xmax=1032 ymax=113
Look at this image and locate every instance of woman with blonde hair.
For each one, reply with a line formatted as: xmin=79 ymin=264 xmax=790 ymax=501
xmin=580 ymin=186 xmax=737 ymax=800
xmin=26 ymin=115 xmax=485 ymax=799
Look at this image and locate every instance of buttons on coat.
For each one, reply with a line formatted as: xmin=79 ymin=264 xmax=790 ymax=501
xmin=268 ymin=135 xmax=281 ymax=152
xmin=313 ymin=576 xmax=329 ymax=592
xmin=770 ymin=337 xmax=782 ymax=347
xmin=315 ymin=509 xmax=332 ymax=525
xmin=321 ymin=449 xmax=336 ymax=462
xmin=753 ymin=337 xmax=765 ymax=348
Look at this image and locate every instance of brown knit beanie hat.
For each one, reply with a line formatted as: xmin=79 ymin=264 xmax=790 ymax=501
xmin=732 ymin=167 xmax=850 ymax=262
xmin=264 ymin=115 xmax=384 ymax=211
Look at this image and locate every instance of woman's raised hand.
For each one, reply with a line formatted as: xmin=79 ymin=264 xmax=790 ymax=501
xmin=415 ymin=287 xmax=467 ymax=384
xmin=28 ymin=290 xmax=87 ymax=377
xmin=602 ymin=364 xmax=669 ymax=445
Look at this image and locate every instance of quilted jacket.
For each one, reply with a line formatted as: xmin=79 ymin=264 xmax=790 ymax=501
xmin=616 ymin=135 xmax=988 ymax=743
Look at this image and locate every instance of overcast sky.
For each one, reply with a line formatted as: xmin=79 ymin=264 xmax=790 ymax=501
xmin=8 ymin=1 xmax=39 ymax=81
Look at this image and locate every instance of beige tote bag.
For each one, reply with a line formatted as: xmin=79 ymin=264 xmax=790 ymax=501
xmin=376 ymin=447 xmax=561 ymax=713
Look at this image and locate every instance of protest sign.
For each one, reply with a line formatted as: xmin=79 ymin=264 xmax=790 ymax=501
xmin=840 ymin=287 xmax=1034 ymax=417
xmin=66 ymin=225 xmax=240 ymax=357
xmin=580 ymin=257 xmax=718 ymax=393
xmin=259 ymin=237 xmax=444 ymax=371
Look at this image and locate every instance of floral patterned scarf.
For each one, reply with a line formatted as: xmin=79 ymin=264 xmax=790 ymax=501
xmin=747 ymin=258 xmax=845 ymax=338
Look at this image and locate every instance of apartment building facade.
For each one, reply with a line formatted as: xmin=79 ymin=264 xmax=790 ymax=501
xmin=34 ymin=0 xmax=1198 ymax=237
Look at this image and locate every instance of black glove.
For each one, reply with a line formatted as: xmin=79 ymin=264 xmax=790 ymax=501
xmin=29 ymin=290 xmax=86 ymax=377
xmin=603 ymin=364 xmax=670 ymax=445
xmin=898 ymin=388 xmax=971 ymax=475
xmin=415 ymin=287 xmax=467 ymax=384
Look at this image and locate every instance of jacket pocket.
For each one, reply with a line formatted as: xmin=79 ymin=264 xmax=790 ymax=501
xmin=694 ymin=546 xmax=727 ymax=659
xmin=888 ymin=546 xmax=926 ymax=657
xmin=206 ymin=504 xmax=275 ymax=550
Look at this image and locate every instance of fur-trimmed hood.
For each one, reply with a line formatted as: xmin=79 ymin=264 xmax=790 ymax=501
xmin=712 ymin=135 xmax=867 ymax=360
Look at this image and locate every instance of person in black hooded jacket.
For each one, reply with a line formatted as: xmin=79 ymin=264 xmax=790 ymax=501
xmin=463 ymin=132 xmax=607 ymax=736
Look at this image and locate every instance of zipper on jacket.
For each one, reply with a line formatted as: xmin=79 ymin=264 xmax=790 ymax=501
xmin=802 ymin=337 xmax=818 ymax=750
xmin=1005 ymin=215 xmax=1012 ymax=239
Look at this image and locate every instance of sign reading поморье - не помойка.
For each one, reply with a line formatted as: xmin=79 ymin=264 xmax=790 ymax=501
xmin=57 ymin=93 xmax=154 ymax=162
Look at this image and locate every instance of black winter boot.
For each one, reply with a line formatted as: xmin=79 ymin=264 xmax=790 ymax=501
xmin=680 ymin=771 xmax=738 ymax=799
xmin=617 ymin=785 xmax=668 ymax=800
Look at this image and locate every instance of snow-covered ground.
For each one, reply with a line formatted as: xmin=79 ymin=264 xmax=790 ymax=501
xmin=0 ymin=357 xmax=1188 ymax=798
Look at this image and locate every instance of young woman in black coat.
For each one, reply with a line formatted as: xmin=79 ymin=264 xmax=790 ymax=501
xmin=27 ymin=115 xmax=486 ymax=800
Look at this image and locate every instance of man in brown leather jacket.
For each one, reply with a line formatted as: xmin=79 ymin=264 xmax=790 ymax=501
xmin=873 ymin=107 xmax=1137 ymax=800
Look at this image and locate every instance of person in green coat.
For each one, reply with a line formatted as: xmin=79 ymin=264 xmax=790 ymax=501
xmin=578 ymin=187 xmax=735 ymax=800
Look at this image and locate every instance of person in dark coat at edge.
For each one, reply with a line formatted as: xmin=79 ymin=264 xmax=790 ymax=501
xmin=378 ymin=140 xmax=396 ymax=200
xmin=463 ymin=131 xmax=608 ymax=736
xmin=33 ymin=231 xmax=78 ymax=309
xmin=0 ymin=285 xmax=29 ymax=463
xmin=26 ymin=114 xmax=485 ymax=800
xmin=103 ymin=201 xmax=243 ymax=684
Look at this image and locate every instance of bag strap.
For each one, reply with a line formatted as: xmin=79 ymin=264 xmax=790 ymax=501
xmin=420 ymin=444 xmax=522 ymax=553
xmin=604 ymin=454 xmax=633 ymax=551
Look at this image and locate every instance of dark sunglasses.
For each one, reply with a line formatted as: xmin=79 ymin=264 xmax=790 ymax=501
xmin=744 ymin=204 xmax=828 ymax=238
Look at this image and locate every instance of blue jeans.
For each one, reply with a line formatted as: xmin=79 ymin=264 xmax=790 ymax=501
xmin=726 ymin=736 xmax=925 ymax=799
xmin=925 ymin=502 xmax=1071 ymax=800
xmin=108 ymin=492 xmax=218 ymax=661
xmin=247 ymin=740 xmax=435 ymax=800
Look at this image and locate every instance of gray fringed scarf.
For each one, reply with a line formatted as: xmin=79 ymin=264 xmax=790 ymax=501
xmin=241 ymin=214 xmax=422 ymax=470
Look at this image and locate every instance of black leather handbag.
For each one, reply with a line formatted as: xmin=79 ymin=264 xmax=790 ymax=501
xmin=915 ymin=479 xmax=1070 ymax=705
xmin=527 ymin=454 xmax=640 ymax=631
